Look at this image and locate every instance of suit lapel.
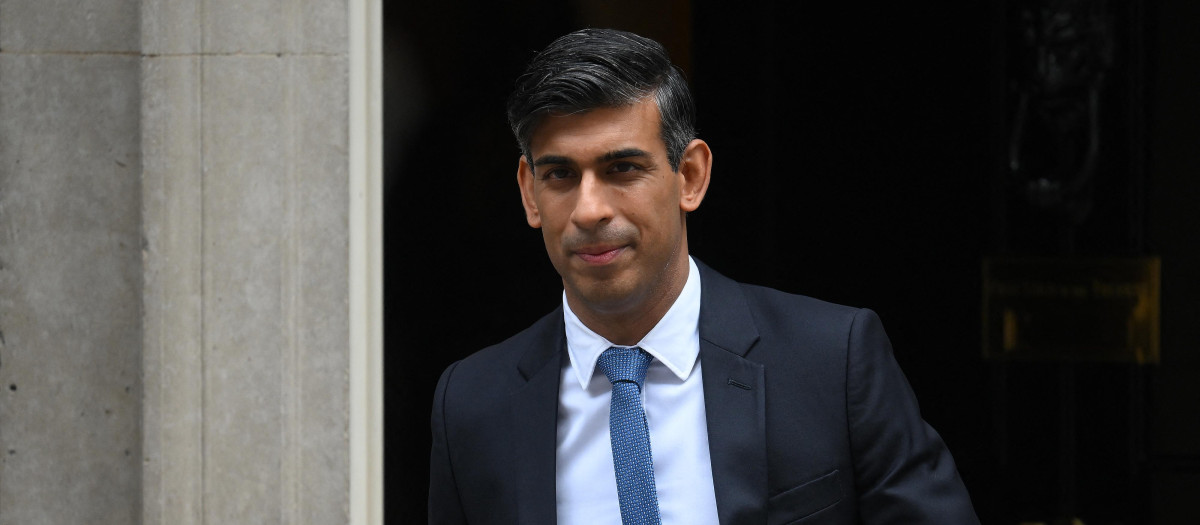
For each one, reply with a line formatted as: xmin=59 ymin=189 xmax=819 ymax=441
xmin=511 ymin=310 xmax=566 ymax=524
xmin=697 ymin=262 xmax=769 ymax=524
xmin=507 ymin=266 xmax=768 ymax=523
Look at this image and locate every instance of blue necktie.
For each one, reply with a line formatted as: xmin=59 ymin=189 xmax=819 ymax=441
xmin=597 ymin=346 xmax=662 ymax=525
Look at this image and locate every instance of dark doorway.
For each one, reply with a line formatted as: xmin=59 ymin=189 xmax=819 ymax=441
xmin=383 ymin=2 xmax=1198 ymax=523
xmin=383 ymin=1 xmax=991 ymax=522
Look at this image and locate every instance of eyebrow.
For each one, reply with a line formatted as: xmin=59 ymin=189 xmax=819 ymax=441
xmin=532 ymin=155 xmax=572 ymax=168
xmin=530 ymin=146 xmax=652 ymax=171
xmin=531 ymin=148 xmax=652 ymax=169
xmin=598 ymin=148 xmax=650 ymax=163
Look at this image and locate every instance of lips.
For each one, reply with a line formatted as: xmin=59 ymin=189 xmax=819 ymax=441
xmin=574 ymin=246 xmax=625 ymax=265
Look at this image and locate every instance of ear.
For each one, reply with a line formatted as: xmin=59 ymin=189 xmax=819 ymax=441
xmin=677 ymin=139 xmax=712 ymax=213
xmin=517 ymin=155 xmax=542 ymax=228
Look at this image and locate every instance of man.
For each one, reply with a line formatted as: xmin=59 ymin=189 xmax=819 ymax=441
xmin=429 ymin=28 xmax=979 ymax=524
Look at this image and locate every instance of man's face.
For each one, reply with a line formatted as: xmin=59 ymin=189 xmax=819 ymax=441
xmin=517 ymin=99 xmax=705 ymax=320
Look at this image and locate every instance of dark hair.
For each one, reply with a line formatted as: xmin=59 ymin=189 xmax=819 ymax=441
xmin=506 ymin=28 xmax=696 ymax=171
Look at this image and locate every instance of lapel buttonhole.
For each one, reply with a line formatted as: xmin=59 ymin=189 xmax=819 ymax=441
xmin=727 ymin=378 xmax=752 ymax=390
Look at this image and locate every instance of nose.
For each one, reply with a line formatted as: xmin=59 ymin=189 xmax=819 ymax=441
xmin=570 ymin=171 xmax=614 ymax=230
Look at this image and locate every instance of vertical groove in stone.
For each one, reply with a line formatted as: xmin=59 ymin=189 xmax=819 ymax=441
xmin=198 ymin=1 xmax=208 ymax=523
xmin=281 ymin=52 xmax=302 ymax=525
xmin=141 ymin=53 xmax=204 ymax=525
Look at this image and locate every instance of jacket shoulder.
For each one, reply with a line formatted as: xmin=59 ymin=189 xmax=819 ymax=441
xmin=737 ymin=281 xmax=860 ymax=320
xmin=696 ymin=258 xmax=862 ymax=327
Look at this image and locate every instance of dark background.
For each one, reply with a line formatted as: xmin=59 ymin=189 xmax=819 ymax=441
xmin=384 ymin=1 xmax=1200 ymax=523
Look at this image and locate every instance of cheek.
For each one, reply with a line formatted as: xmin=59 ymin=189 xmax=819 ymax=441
xmin=533 ymin=198 xmax=566 ymax=230
xmin=537 ymin=203 xmax=571 ymax=248
xmin=643 ymin=186 xmax=682 ymax=226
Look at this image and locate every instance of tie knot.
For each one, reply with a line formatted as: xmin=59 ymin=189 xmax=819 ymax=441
xmin=597 ymin=346 xmax=652 ymax=387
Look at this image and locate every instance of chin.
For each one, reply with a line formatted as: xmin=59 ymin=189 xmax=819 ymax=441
xmin=575 ymin=279 xmax=644 ymax=312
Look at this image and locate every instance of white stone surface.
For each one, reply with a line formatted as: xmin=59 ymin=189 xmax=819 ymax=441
xmin=0 ymin=53 xmax=142 ymax=525
xmin=0 ymin=0 xmax=140 ymax=52
xmin=140 ymin=52 xmax=352 ymax=524
xmin=203 ymin=0 xmax=347 ymax=55
xmin=141 ymin=54 xmax=204 ymax=525
xmin=201 ymin=55 xmax=290 ymax=524
xmin=196 ymin=53 xmax=352 ymax=524
xmin=288 ymin=55 xmax=351 ymax=524
xmin=293 ymin=0 xmax=349 ymax=55
xmin=3 ymin=2 xmax=359 ymax=524
xmin=141 ymin=0 xmax=202 ymax=55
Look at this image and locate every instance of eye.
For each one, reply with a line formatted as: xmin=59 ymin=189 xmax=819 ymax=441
xmin=540 ymin=167 xmax=574 ymax=180
xmin=609 ymin=162 xmax=639 ymax=174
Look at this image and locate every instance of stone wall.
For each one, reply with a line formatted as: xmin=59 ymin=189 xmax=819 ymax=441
xmin=0 ymin=0 xmax=143 ymax=522
xmin=1 ymin=1 xmax=363 ymax=523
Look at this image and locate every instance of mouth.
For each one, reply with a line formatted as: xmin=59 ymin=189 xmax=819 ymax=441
xmin=573 ymin=246 xmax=626 ymax=265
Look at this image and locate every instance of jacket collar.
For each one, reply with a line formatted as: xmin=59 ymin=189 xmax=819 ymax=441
xmin=696 ymin=259 xmax=761 ymax=356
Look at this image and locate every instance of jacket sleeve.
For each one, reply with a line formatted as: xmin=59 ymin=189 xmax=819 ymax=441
xmin=429 ymin=361 xmax=467 ymax=525
xmin=845 ymin=309 xmax=980 ymax=524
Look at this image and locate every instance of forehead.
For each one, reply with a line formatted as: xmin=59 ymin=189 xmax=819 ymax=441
xmin=528 ymin=99 xmax=664 ymax=157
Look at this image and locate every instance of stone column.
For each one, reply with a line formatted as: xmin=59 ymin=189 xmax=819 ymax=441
xmin=1 ymin=1 xmax=372 ymax=524
xmin=141 ymin=1 xmax=354 ymax=524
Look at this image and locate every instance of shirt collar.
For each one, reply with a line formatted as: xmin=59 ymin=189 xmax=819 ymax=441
xmin=563 ymin=256 xmax=702 ymax=390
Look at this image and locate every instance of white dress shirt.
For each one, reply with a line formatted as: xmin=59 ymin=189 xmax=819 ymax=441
xmin=556 ymin=257 xmax=720 ymax=524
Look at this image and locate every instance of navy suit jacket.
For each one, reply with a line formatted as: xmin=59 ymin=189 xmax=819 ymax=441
xmin=429 ymin=262 xmax=979 ymax=524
